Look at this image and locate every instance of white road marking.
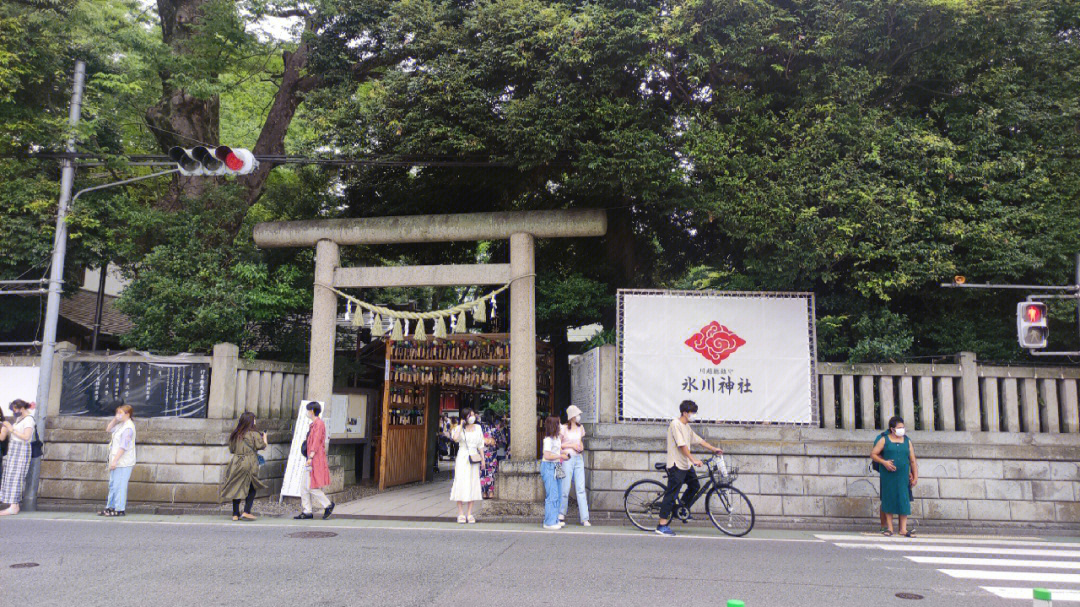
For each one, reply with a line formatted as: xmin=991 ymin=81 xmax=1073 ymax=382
xmin=981 ymin=587 xmax=1080 ymax=601
xmin=940 ymin=569 xmax=1080 ymax=584
xmin=816 ymin=534 xmax=1080 ymax=548
xmin=833 ymin=542 xmax=1080 ymax=558
xmin=908 ymin=556 xmax=1080 ymax=570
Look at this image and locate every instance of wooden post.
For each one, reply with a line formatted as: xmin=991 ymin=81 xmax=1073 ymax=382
xmin=378 ymin=342 xmax=392 ymax=490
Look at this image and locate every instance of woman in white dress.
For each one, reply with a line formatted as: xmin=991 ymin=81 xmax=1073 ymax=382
xmin=450 ymin=408 xmax=485 ymax=524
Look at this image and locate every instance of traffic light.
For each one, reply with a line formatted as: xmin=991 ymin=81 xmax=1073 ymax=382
xmin=1017 ymin=301 xmax=1048 ymax=349
xmin=168 ymin=146 xmax=258 ymax=176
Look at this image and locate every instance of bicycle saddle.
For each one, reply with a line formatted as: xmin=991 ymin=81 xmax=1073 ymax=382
xmin=654 ymin=463 xmax=666 ymax=471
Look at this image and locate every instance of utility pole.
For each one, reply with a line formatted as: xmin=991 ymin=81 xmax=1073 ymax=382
xmin=24 ymin=60 xmax=86 ymax=511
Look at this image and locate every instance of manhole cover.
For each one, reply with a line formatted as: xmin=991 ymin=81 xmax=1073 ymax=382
xmin=10 ymin=563 xmax=39 ymax=569
xmin=895 ymin=593 xmax=924 ymax=600
xmin=286 ymin=531 xmax=338 ymax=539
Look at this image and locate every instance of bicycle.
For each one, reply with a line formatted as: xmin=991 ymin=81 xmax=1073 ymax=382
xmin=623 ymin=454 xmax=755 ymax=537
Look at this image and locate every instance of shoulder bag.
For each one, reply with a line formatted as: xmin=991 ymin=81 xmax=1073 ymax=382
xmin=464 ymin=429 xmax=482 ymax=465
xmin=30 ymin=425 xmax=43 ymax=459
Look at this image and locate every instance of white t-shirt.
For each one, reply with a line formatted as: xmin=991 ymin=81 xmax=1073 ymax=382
xmin=10 ymin=416 xmax=34 ymax=444
xmin=542 ymin=436 xmax=562 ymax=456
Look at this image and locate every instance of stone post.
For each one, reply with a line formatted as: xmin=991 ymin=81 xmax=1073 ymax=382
xmin=46 ymin=341 xmax=75 ymax=417
xmin=510 ymin=232 xmax=537 ymax=460
xmin=598 ymin=344 xmax=617 ymax=423
xmin=208 ymin=342 xmax=239 ymax=419
xmin=958 ymin=351 xmax=980 ymax=431
xmin=308 ymin=239 xmax=339 ymax=405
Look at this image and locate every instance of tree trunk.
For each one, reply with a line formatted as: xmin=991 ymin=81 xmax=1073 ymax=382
xmin=148 ymin=0 xmax=222 ymax=210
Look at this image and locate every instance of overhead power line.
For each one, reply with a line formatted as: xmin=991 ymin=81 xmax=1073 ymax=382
xmin=0 ymin=151 xmax=518 ymax=168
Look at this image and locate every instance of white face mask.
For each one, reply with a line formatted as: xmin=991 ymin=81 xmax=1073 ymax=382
xmin=574 ymin=415 xmax=582 ymax=424
xmin=467 ymin=416 xmax=476 ymax=425
xmin=895 ymin=428 xmax=906 ymax=437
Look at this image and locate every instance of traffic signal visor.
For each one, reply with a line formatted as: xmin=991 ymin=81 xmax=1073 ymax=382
xmin=1017 ymin=302 xmax=1048 ymax=349
xmin=168 ymin=146 xmax=258 ymax=176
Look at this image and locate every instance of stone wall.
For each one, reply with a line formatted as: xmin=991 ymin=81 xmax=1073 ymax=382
xmin=40 ymin=416 xmax=345 ymax=504
xmin=583 ymin=423 xmax=1080 ymax=530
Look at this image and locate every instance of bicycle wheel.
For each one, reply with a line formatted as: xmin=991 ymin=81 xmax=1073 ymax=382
xmin=706 ymin=486 xmax=755 ymax=537
xmin=624 ymin=479 xmax=667 ymax=531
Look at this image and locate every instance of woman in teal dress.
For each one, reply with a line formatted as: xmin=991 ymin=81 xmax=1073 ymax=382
xmin=872 ymin=416 xmax=919 ymax=537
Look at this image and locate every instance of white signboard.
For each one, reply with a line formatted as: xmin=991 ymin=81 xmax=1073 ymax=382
xmin=0 ymin=366 xmax=38 ymax=417
xmin=570 ymin=348 xmax=600 ymax=424
xmin=619 ymin=291 xmax=816 ymax=424
xmin=280 ymin=400 xmax=322 ymax=499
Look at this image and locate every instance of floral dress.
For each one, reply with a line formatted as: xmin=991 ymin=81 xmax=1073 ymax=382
xmin=480 ymin=424 xmax=500 ymax=497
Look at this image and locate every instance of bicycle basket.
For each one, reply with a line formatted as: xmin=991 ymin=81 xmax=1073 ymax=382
xmin=720 ymin=465 xmax=740 ymax=484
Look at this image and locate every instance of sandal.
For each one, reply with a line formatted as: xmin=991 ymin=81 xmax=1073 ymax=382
xmin=467 ymin=515 xmax=476 ymax=524
xmin=457 ymin=515 xmax=467 ymax=524
xmin=881 ymin=530 xmax=894 ymax=536
xmin=232 ymin=516 xmax=240 ymax=521
xmin=903 ymin=530 xmax=915 ymax=538
xmin=240 ymin=513 xmax=257 ymax=521
xmin=98 ymin=508 xmax=114 ymax=517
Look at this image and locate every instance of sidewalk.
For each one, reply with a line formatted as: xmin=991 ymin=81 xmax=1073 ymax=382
xmin=334 ymin=478 xmax=468 ymax=521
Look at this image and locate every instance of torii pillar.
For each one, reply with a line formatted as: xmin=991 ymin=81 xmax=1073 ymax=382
xmin=254 ymin=210 xmax=607 ymax=460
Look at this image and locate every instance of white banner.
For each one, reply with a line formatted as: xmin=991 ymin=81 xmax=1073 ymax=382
xmin=280 ymin=400 xmax=322 ymax=499
xmin=619 ymin=291 xmax=815 ymax=424
xmin=0 ymin=366 xmax=39 ymax=417
xmin=570 ymin=348 xmax=600 ymax=424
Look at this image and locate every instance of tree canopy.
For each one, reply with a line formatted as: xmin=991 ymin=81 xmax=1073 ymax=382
xmin=1 ymin=0 xmax=1078 ymax=362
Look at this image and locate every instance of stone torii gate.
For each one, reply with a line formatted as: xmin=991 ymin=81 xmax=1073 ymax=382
xmin=253 ymin=210 xmax=607 ymax=459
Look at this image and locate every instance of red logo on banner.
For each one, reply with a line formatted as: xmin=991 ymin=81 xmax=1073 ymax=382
xmin=685 ymin=322 xmax=746 ymax=364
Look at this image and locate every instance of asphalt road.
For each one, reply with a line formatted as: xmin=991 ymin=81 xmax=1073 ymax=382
xmin=1 ymin=513 xmax=1076 ymax=607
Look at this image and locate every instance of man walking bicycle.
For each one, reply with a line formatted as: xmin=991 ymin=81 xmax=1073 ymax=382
xmin=656 ymin=400 xmax=722 ymax=537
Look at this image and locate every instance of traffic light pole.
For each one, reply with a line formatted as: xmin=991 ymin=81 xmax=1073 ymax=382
xmin=940 ymin=254 xmax=1080 ymax=357
xmin=24 ymin=60 xmax=86 ymax=511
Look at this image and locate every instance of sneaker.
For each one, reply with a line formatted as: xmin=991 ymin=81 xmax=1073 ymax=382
xmin=543 ymin=524 xmax=561 ymax=530
xmin=557 ymin=521 xmax=566 ymax=529
xmin=655 ymin=525 xmax=676 ymax=537
xmin=323 ymin=502 xmax=335 ymax=520
xmin=558 ymin=514 xmax=566 ymax=522
xmin=294 ymin=512 xmax=313 ymax=520
xmin=582 ymin=521 xmax=591 ymax=527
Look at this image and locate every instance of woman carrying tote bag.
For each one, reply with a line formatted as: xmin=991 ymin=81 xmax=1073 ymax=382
xmin=449 ymin=408 xmax=485 ymax=524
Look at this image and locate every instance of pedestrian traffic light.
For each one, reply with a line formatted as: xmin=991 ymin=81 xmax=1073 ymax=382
xmin=168 ymin=146 xmax=258 ymax=176
xmin=1017 ymin=301 xmax=1048 ymax=349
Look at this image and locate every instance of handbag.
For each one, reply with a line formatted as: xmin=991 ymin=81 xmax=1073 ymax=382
xmin=555 ymin=461 xmax=566 ymax=479
xmin=30 ymin=426 xmax=43 ymax=459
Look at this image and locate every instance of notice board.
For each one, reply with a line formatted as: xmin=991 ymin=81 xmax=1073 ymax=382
xmin=59 ymin=360 xmax=210 ymax=418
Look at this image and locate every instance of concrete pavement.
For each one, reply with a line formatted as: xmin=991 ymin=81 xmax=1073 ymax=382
xmin=3 ymin=513 xmax=1078 ymax=606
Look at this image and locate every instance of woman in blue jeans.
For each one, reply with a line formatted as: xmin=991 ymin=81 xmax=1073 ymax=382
xmin=558 ymin=405 xmax=590 ymax=526
xmin=100 ymin=405 xmax=136 ymax=517
xmin=540 ymin=415 xmax=568 ymax=530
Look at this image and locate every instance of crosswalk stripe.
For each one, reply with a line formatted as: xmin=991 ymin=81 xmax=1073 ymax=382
xmin=815 ymin=534 xmax=1080 ymax=549
xmin=981 ymin=587 xmax=1080 ymax=601
xmin=908 ymin=556 xmax=1080 ymax=570
xmin=833 ymin=542 xmax=1080 ymax=558
xmin=941 ymin=569 xmax=1080 ymax=584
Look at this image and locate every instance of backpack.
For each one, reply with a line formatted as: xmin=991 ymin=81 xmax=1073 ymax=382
xmin=869 ymin=431 xmax=887 ymax=473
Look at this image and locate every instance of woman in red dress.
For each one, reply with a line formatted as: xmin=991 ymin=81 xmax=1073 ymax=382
xmin=295 ymin=402 xmax=334 ymax=519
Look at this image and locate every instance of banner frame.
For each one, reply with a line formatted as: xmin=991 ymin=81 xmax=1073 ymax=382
xmin=616 ymin=289 xmax=818 ymax=426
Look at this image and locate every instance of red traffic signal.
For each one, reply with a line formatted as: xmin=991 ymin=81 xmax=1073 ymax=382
xmin=1017 ymin=302 xmax=1048 ymax=350
xmin=1025 ymin=305 xmax=1044 ymax=323
xmin=168 ymin=146 xmax=258 ymax=176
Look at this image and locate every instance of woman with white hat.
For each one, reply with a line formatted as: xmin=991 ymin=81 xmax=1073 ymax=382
xmin=558 ymin=405 xmax=590 ymax=526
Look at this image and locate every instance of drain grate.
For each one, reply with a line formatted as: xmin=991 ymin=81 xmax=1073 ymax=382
xmin=10 ymin=563 xmax=39 ymax=569
xmin=286 ymin=531 xmax=338 ymax=539
xmin=895 ymin=593 xmax=924 ymax=600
